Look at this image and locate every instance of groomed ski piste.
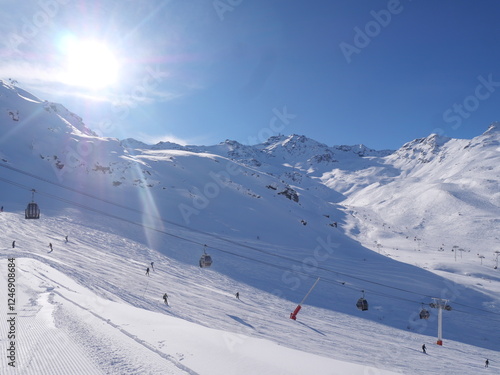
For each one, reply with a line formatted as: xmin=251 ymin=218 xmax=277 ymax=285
xmin=1 ymin=204 xmax=499 ymax=375
xmin=1 ymin=82 xmax=499 ymax=374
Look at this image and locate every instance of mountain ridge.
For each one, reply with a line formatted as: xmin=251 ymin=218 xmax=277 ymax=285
xmin=1 ymin=82 xmax=499 ymax=359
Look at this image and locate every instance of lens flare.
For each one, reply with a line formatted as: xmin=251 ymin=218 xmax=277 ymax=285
xmin=60 ymin=37 xmax=119 ymax=89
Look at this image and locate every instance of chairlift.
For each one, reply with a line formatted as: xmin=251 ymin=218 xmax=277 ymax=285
xmin=429 ymin=301 xmax=452 ymax=311
xmin=25 ymin=189 xmax=40 ymax=219
xmin=356 ymin=290 xmax=368 ymax=311
xmin=199 ymin=244 xmax=213 ymax=268
xmin=419 ymin=303 xmax=430 ymax=319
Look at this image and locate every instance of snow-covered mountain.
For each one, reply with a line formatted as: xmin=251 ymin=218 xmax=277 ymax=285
xmin=1 ymin=81 xmax=499 ymax=374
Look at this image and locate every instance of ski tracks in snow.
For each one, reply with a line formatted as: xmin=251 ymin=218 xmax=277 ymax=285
xmin=52 ymin=292 xmax=196 ymax=375
xmin=1 ymin=258 xmax=196 ymax=375
xmin=0 ymin=260 xmax=103 ymax=375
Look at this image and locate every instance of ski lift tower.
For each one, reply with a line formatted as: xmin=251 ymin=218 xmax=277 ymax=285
xmin=289 ymin=277 xmax=320 ymax=320
xmin=429 ymin=298 xmax=452 ymax=345
xmin=494 ymin=251 xmax=500 ymax=269
xmin=453 ymin=245 xmax=459 ymax=261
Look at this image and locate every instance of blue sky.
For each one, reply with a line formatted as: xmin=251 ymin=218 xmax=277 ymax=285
xmin=1 ymin=0 xmax=499 ymax=150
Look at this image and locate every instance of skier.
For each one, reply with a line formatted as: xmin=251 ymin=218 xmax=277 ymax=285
xmin=422 ymin=344 xmax=426 ymax=354
xmin=150 ymin=262 xmax=155 ymax=271
xmin=163 ymin=293 xmax=168 ymax=305
xmin=235 ymin=292 xmax=240 ymax=300
xmin=48 ymin=243 xmax=53 ymax=252
xmin=485 ymin=359 xmax=489 ymax=368
xmin=12 ymin=241 xmax=15 ymax=248
xmin=65 ymin=235 xmax=68 ymax=243
xmin=145 ymin=267 xmax=150 ymax=276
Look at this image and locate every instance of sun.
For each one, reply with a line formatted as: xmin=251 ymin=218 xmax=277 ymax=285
xmin=61 ymin=37 xmax=119 ymax=90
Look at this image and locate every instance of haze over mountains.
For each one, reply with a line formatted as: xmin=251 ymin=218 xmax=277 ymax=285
xmin=1 ymin=80 xmax=499 ymax=374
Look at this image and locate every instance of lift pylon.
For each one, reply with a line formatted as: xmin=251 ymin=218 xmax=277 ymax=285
xmin=429 ymin=298 xmax=452 ymax=345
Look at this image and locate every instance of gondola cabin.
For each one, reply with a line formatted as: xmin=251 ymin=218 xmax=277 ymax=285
xmin=356 ymin=297 xmax=368 ymax=311
xmin=356 ymin=290 xmax=368 ymax=311
xmin=25 ymin=202 xmax=40 ymax=219
xmin=199 ymin=245 xmax=212 ymax=268
xmin=419 ymin=308 xmax=430 ymax=320
xmin=199 ymin=253 xmax=212 ymax=268
xmin=25 ymin=189 xmax=40 ymax=219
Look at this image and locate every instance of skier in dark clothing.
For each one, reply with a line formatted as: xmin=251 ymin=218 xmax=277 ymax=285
xmin=150 ymin=262 xmax=155 ymax=271
xmin=48 ymin=243 xmax=53 ymax=252
xmin=235 ymin=292 xmax=240 ymax=300
xmin=485 ymin=359 xmax=489 ymax=368
xmin=163 ymin=293 xmax=168 ymax=305
xmin=12 ymin=241 xmax=15 ymax=248
xmin=422 ymin=344 xmax=426 ymax=354
xmin=145 ymin=267 xmax=150 ymax=276
xmin=65 ymin=235 xmax=68 ymax=243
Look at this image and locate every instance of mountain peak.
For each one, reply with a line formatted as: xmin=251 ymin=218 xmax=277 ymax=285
xmin=121 ymin=138 xmax=151 ymax=150
xmin=391 ymin=133 xmax=452 ymax=165
xmin=220 ymin=139 xmax=244 ymax=149
xmin=485 ymin=121 xmax=500 ymax=134
xmin=262 ymin=134 xmax=328 ymax=151
xmin=401 ymin=132 xmax=451 ymax=150
xmin=284 ymin=134 xmax=311 ymax=143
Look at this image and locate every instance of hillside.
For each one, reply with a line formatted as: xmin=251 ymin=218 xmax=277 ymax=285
xmin=1 ymin=81 xmax=499 ymax=374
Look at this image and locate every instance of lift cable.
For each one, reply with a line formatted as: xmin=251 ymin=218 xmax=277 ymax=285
xmin=1 ymin=170 xmax=500 ymax=320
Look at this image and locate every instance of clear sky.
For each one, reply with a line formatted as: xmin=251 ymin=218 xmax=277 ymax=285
xmin=1 ymin=0 xmax=499 ymax=150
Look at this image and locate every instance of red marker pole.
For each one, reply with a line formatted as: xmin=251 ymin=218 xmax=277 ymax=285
xmin=290 ymin=305 xmax=301 ymax=320
xmin=290 ymin=277 xmax=320 ymax=320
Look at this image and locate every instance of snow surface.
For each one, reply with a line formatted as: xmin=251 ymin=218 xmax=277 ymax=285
xmin=1 ymin=211 xmax=498 ymax=375
xmin=1 ymin=81 xmax=499 ymax=374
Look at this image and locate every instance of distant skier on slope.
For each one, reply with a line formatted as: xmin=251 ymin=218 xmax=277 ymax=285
xmin=485 ymin=359 xmax=489 ymax=368
xmin=145 ymin=267 xmax=150 ymax=276
xmin=48 ymin=243 xmax=53 ymax=252
xmin=422 ymin=344 xmax=426 ymax=354
xmin=12 ymin=241 xmax=15 ymax=248
xmin=235 ymin=292 xmax=240 ymax=300
xmin=163 ymin=293 xmax=168 ymax=305
xmin=151 ymin=262 xmax=155 ymax=271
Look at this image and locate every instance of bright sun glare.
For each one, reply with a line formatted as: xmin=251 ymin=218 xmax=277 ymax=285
xmin=61 ymin=37 xmax=119 ymax=90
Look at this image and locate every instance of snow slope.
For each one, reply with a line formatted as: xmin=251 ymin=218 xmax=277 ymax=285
xmin=1 ymin=81 xmax=499 ymax=374
xmin=1 ymin=210 xmax=498 ymax=375
xmin=340 ymin=125 xmax=500 ymax=270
